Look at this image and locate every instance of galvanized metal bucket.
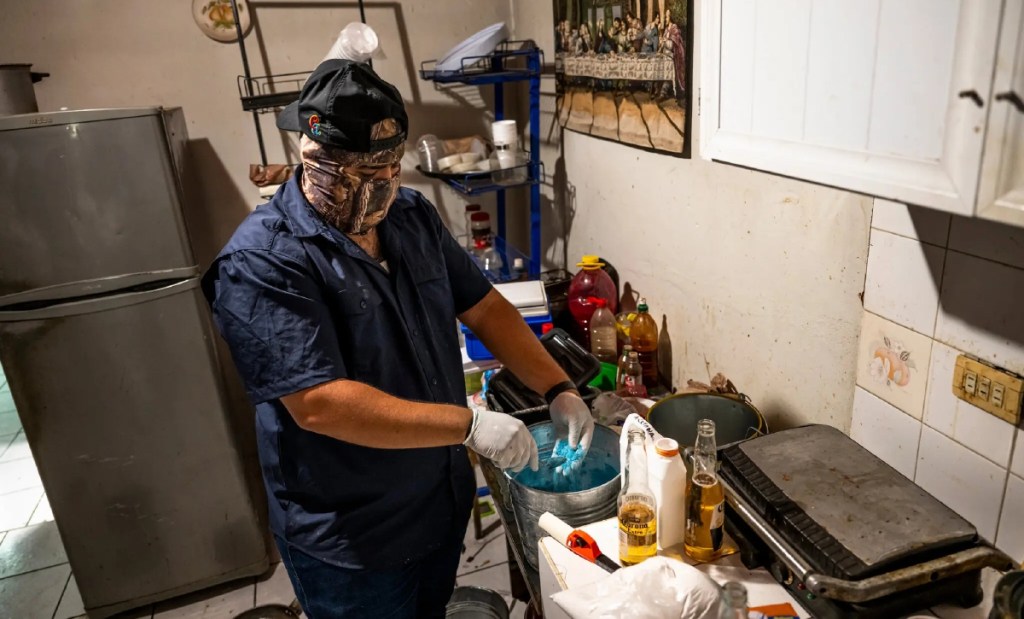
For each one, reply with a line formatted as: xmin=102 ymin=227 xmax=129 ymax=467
xmin=446 ymin=586 xmax=509 ymax=618
xmin=504 ymin=422 xmax=621 ymax=572
xmin=647 ymin=392 xmax=767 ymax=449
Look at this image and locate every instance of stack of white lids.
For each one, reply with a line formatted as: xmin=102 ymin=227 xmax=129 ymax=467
xmin=494 ymin=280 xmax=549 ymax=318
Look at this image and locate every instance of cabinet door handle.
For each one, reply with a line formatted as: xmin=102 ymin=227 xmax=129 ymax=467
xmin=995 ymin=90 xmax=1024 ymax=113
xmin=958 ymin=90 xmax=984 ymax=107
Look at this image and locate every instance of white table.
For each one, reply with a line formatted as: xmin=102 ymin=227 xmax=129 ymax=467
xmin=537 ymin=518 xmax=1000 ymax=619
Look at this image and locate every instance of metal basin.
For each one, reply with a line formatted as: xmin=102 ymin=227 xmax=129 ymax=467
xmin=446 ymin=586 xmax=509 ymax=618
xmin=505 ymin=422 xmax=620 ymax=571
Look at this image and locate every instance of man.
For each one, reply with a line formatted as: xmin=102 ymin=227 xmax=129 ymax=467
xmin=202 ymin=59 xmax=595 ymax=618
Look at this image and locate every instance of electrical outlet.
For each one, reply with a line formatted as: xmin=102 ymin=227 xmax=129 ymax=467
xmin=953 ymin=355 xmax=1023 ymax=426
xmin=978 ymin=377 xmax=991 ymax=400
xmin=993 ymin=383 xmax=1005 ymax=408
xmin=964 ymin=371 xmax=978 ymax=394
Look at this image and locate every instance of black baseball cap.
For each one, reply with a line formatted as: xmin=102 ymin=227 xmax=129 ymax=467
xmin=277 ymin=59 xmax=408 ymax=152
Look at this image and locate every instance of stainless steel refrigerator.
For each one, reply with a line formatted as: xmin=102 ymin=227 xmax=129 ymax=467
xmin=0 ymin=108 xmax=268 ymax=617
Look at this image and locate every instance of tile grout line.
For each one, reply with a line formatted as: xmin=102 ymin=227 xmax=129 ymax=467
xmin=870 ymin=225 xmax=950 ymax=253
xmin=990 ymin=430 xmax=1018 ymax=547
xmin=27 ymin=492 xmax=46 ymax=527
xmin=909 ymin=340 xmax=933 ymax=482
xmin=52 ymin=570 xmax=73 ymax=619
xmin=945 ymin=246 xmax=1024 ymax=274
xmin=0 ymin=560 xmax=69 ymax=582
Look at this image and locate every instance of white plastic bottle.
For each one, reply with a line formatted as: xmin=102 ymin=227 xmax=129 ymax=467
xmin=323 ymin=22 xmax=380 ymax=63
xmin=649 ymin=437 xmax=687 ymax=550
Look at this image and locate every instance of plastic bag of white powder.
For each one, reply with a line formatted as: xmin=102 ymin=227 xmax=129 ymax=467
xmin=550 ymin=556 xmax=722 ymax=619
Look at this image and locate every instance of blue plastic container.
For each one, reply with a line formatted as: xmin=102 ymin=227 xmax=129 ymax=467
xmin=462 ymin=313 xmax=553 ymax=361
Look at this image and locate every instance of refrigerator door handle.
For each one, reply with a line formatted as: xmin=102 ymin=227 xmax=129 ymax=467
xmin=0 ymin=278 xmax=201 ymax=322
xmin=0 ymin=267 xmax=199 ymax=309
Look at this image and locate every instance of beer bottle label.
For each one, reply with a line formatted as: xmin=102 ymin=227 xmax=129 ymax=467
xmin=710 ymin=501 xmax=725 ymax=529
xmin=710 ymin=501 xmax=725 ymax=550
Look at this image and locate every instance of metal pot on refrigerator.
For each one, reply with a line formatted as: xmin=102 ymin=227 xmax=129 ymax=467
xmin=0 ymin=64 xmax=49 ymax=115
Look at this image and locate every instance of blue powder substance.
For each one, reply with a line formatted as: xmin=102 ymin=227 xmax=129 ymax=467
xmin=513 ymin=439 xmax=619 ymax=492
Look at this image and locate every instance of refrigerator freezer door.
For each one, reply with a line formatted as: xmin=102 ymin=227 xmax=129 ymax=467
xmin=0 ymin=278 xmax=268 ymax=617
xmin=0 ymin=108 xmax=196 ymax=300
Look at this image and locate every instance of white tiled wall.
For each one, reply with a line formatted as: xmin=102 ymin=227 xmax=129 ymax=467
xmin=851 ymin=199 xmax=1024 ymax=560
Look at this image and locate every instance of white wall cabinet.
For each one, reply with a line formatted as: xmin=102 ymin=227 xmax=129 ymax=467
xmin=700 ymin=0 xmax=1024 ymax=227
xmin=978 ymin=0 xmax=1024 ymax=227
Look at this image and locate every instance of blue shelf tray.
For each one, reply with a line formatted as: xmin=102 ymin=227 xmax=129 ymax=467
xmin=416 ymin=159 xmax=543 ymax=196
xmin=420 ymin=40 xmax=543 ymax=85
xmin=466 ymin=236 xmax=535 ymax=284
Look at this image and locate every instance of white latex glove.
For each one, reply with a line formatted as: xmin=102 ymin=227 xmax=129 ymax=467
xmin=549 ymin=392 xmax=595 ymax=468
xmin=463 ymin=409 xmax=539 ymax=472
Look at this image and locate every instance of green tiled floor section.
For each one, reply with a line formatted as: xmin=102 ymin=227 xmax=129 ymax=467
xmin=0 ymin=363 xmax=12 ymax=415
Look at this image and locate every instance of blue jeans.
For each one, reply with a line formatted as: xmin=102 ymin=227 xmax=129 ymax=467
xmin=274 ymin=537 xmax=463 ymax=619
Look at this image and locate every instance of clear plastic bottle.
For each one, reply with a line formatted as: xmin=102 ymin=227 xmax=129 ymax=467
xmin=589 ymin=298 xmax=618 ymax=364
xmin=322 ymin=22 xmax=380 ymax=63
xmin=631 ymin=298 xmax=659 ymax=389
xmin=718 ymin=582 xmax=749 ymax=619
xmin=469 ymin=212 xmax=502 ymax=281
xmin=685 ymin=419 xmax=726 ymax=561
xmin=479 ymin=243 xmax=503 ymax=282
xmin=618 ymin=351 xmax=644 ymax=397
xmin=650 ymin=437 xmax=687 ymax=550
xmin=568 ymin=255 xmax=618 ymax=347
xmin=616 ymin=344 xmax=634 ymax=387
xmin=618 ymin=428 xmax=657 ymax=566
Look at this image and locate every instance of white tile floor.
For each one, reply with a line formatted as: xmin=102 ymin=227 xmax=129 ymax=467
xmin=0 ymin=372 xmax=521 ymax=618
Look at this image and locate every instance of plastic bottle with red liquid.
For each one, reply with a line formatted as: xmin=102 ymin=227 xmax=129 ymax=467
xmin=568 ymin=255 xmax=618 ymax=347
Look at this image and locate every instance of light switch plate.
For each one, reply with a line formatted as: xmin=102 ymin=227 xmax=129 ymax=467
xmin=953 ymin=354 xmax=1023 ymax=425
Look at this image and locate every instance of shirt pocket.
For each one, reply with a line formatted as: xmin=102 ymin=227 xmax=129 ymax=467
xmin=334 ymin=283 xmax=382 ymax=316
xmin=333 ymin=283 xmax=383 ymax=376
xmin=409 ymin=262 xmax=454 ymax=319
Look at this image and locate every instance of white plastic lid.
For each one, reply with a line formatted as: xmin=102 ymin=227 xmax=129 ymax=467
xmin=491 ymin=119 xmax=518 ymax=145
xmin=654 ymin=437 xmax=680 ymax=457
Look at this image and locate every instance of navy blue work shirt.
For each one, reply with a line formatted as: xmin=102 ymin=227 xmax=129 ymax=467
xmin=201 ymin=169 xmax=493 ymax=569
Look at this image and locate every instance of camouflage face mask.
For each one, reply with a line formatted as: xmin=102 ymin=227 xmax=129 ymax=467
xmin=299 ymin=119 xmax=405 ymax=235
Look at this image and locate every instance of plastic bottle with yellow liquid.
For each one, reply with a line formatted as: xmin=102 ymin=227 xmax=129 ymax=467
xmin=618 ymin=428 xmax=657 ymax=565
xmin=684 ymin=419 xmax=725 ymax=561
xmin=630 ymin=299 xmax=659 ymax=389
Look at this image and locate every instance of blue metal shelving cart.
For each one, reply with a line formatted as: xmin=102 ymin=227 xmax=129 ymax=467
xmin=419 ymin=41 xmax=545 ymax=281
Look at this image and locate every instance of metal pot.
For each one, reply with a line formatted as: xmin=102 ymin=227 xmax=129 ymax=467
xmin=0 ymin=64 xmax=49 ymax=116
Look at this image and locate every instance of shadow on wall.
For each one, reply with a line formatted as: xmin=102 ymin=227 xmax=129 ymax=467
xmin=250 ymin=2 xmax=421 ymax=163
xmin=403 ymin=99 xmax=497 ymax=229
xmin=909 ymin=208 xmax=1024 ymax=352
xmin=248 ymin=2 xmax=500 ymax=232
xmin=181 ymin=138 xmax=270 ymax=551
xmin=180 ymin=138 xmax=253 ymax=270
xmin=250 ymin=2 xmax=419 ymax=99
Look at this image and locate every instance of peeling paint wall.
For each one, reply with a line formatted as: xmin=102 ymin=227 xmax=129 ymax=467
xmin=0 ymin=0 xmax=512 ymax=266
xmin=511 ymin=0 xmax=872 ymax=430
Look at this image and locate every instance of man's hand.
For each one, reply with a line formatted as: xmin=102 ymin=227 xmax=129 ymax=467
xmin=549 ymin=392 xmax=595 ymax=468
xmin=464 ymin=409 xmax=539 ymax=472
